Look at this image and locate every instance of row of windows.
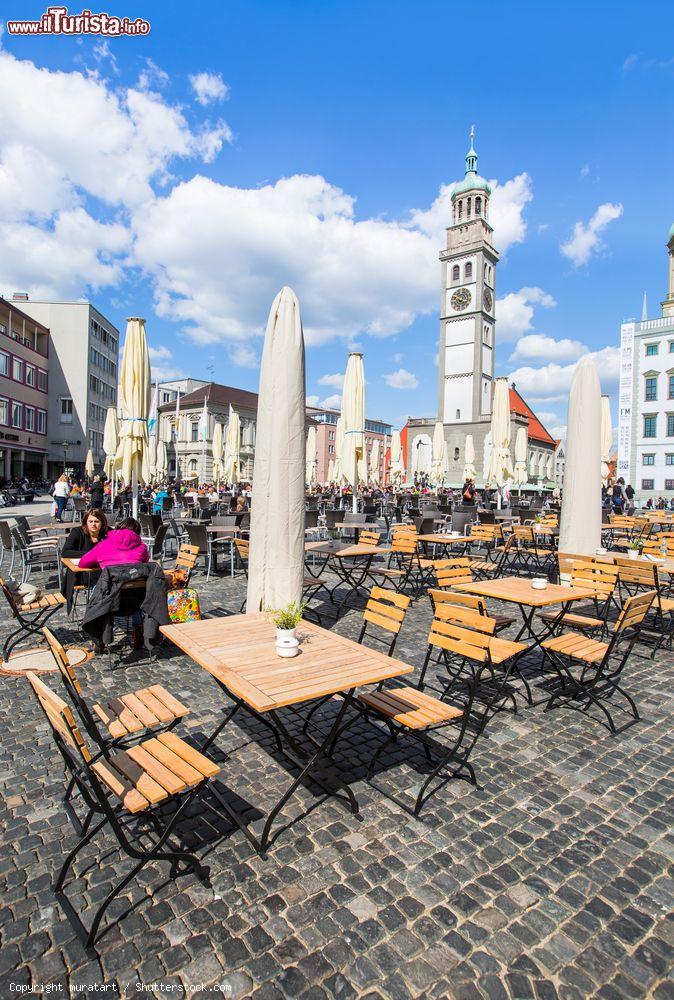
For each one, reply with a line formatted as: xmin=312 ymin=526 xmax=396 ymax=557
xmin=644 ymin=373 xmax=674 ymax=401
xmin=90 ymin=318 xmax=118 ymax=353
xmin=451 ymin=262 xmax=473 ymax=284
xmin=89 ymin=374 xmax=116 ymax=403
xmin=643 ymin=454 xmax=674 ymax=465
xmin=0 ymin=320 xmax=48 ymax=357
xmin=641 ymin=479 xmax=674 ymax=490
xmin=456 ymin=196 xmax=484 ymax=221
xmin=0 ymin=397 xmax=47 ymax=433
xmin=89 ymin=401 xmax=107 ymax=423
xmin=88 ymin=429 xmax=104 ymax=453
xmin=0 ymin=350 xmax=48 ymax=392
xmin=642 ymin=414 xmax=674 ymax=437
xmin=89 ymin=346 xmax=117 ymax=378
xmin=645 ymin=341 xmax=674 ymax=356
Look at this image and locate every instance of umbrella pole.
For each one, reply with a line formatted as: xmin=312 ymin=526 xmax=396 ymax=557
xmin=132 ymin=470 xmax=138 ymax=520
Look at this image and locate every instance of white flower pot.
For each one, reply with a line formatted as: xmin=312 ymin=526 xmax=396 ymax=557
xmin=627 ymin=549 xmax=639 ymax=560
xmin=276 ymin=627 xmax=296 ymax=643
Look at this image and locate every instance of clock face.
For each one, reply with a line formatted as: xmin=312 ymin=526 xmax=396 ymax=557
xmin=450 ymin=287 xmax=472 ymax=312
xmin=483 ymin=288 xmax=493 ymax=312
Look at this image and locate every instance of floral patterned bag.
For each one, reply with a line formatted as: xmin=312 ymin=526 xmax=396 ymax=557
xmin=167 ymin=587 xmax=201 ymax=623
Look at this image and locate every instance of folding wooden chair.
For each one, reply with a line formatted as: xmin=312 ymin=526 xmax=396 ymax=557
xmin=510 ymin=525 xmax=556 ymax=577
xmin=539 ymin=590 xmax=656 ymax=734
xmin=369 ymin=525 xmax=434 ymax=596
xmin=417 ymin=603 xmax=530 ymax=711
xmin=0 ymin=576 xmax=66 ymax=661
xmin=164 ymin=543 xmax=200 ymax=587
xmin=614 ymin=558 xmax=674 ymax=657
xmin=470 ymin=533 xmax=514 ymax=581
xmin=538 ymin=560 xmax=619 ymax=636
xmin=26 ymin=672 xmax=220 ymax=948
xmin=429 ymin=587 xmax=515 ymax=634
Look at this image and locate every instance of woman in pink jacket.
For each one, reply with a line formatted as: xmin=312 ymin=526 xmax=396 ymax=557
xmin=79 ymin=517 xmax=150 ymax=570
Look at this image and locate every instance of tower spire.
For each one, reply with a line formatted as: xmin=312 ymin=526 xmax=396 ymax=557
xmin=642 ymin=291 xmax=648 ymax=322
xmin=465 ymin=125 xmax=478 ymax=175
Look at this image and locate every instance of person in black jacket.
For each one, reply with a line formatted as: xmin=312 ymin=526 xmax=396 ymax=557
xmin=61 ymin=508 xmax=109 ymax=612
xmin=88 ymin=475 xmax=105 ymax=508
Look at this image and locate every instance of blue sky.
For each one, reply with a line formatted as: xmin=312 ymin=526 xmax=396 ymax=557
xmin=0 ymin=0 xmax=673 ymax=440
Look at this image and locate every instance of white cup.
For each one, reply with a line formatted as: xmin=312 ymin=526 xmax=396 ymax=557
xmin=531 ymin=577 xmax=548 ymax=590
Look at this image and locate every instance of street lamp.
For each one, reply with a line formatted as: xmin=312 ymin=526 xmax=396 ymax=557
xmin=61 ymin=439 xmax=70 ymax=473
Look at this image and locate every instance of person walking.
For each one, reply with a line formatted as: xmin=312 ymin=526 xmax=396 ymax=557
xmin=52 ymin=474 xmax=71 ymax=522
xmin=625 ymin=483 xmax=635 ymax=514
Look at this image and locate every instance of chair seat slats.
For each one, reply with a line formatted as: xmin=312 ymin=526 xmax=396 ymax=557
xmin=360 ymin=686 xmax=463 ymax=729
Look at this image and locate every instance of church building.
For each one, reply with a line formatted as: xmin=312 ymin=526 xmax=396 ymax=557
xmin=405 ymin=129 xmax=556 ymax=485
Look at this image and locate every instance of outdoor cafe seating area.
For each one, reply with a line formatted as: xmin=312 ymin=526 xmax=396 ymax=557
xmin=1 ymin=495 xmax=672 ymax=973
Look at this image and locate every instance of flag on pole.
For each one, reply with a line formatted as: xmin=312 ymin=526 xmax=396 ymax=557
xmin=198 ymin=397 xmax=209 ymax=442
xmin=147 ymin=382 xmax=158 ymax=435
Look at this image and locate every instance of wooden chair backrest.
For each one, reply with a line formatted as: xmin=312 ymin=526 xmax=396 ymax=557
xmin=174 ymin=544 xmax=199 ymax=576
xmin=434 ymin=557 xmax=472 ymax=589
xmin=469 ymin=524 xmax=502 ymax=542
xmin=428 ymin=602 xmax=496 ymax=663
xmin=43 ymin=626 xmax=81 ymax=692
xmin=26 ymin=672 xmax=91 ymax=763
xmin=391 ymin=527 xmax=419 ymax=554
xmin=641 ymin=536 xmax=674 ymax=556
xmin=610 ymin=515 xmax=636 ymax=527
xmin=362 ymin=587 xmax=411 ymax=635
xmin=512 ymin=525 xmax=535 ymax=543
xmin=614 ymin=590 xmax=656 ymax=634
xmin=235 ymin=538 xmax=250 ymax=560
xmin=614 ymin=558 xmax=658 ymax=589
xmin=359 ymin=529 xmax=380 ymax=547
xmin=569 ymin=560 xmax=618 ymax=599
xmin=429 ymin=589 xmax=486 ymax=616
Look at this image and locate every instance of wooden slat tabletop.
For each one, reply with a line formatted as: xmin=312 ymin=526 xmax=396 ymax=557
xmin=452 ymin=576 xmax=596 ymax=608
xmin=594 ymin=552 xmax=674 ymax=574
xmin=416 ymin=534 xmax=467 ymax=544
xmin=160 ymin=613 xmax=413 ymax=713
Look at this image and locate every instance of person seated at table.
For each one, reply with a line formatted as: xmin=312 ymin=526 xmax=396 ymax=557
xmin=79 ymin=517 xmax=150 ymax=569
xmin=152 ymin=486 xmax=170 ymax=514
xmin=88 ymin=475 xmax=104 ymax=508
xmin=61 ymin=508 xmax=109 ymax=612
xmin=236 ymin=494 xmax=248 ymax=514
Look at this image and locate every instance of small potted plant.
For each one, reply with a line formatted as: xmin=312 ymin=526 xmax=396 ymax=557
xmin=268 ymin=601 xmax=307 ymax=642
xmin=627 ymin=539 xmax=641 ymax=560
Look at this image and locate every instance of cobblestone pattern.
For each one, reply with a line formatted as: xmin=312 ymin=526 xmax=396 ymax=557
xmin=0 ymin=546 xmax=673 ymax=999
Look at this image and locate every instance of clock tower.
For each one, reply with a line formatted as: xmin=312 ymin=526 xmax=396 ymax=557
xmin=438 ymin=127 xmax=499 ymax=424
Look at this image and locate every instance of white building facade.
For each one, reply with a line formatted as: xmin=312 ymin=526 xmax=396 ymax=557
xmin=617 ymin=225 xmax=674 ymax=501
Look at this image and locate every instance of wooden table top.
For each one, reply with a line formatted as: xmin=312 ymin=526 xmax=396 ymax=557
xmin=452 ymin=576 xmax=595 ymax=608
xmin=594 ymin=551 xmax=674 ymax=574
xmin=61 ymin=557 xmax=94 ymax=573
xmin=206 ymin=525 xmax=240 ymax=534
xmin=160 ymin=613 xmax=413 ymax=713
xmin=304 ymin=541 xmax=389 ymax=558
xmin=416 ymin=533 xmax=466 ymax=544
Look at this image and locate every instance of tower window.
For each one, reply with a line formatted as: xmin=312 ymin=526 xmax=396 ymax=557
xmin=451 ymin=265 xmax=460 ymax=284
xmin=467 ymin=197 xmax=472 ymax=217
xmin=464 ymin=262 xmax=473 ymax=281
xmin=456 ymin=409 xmax=461 ymax=420
xmin=454 ymin=447 xmax=459 ymax=460
xmin=458 ymin=200 xmax=463 ymax=220
xmin=475 ymin=196 xmax=482 ymax=216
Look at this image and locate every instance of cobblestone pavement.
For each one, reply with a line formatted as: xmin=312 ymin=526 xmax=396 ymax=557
xmin=1 ymin=552 xmax=673 ymax=999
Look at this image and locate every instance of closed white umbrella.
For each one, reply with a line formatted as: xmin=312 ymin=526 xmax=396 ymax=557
xmin=327 ymin=457 xmax=336 ymax=483
xmin=390 ymin=430 xmax=405 ymax=485
xmin=513 ymin=427 xmax=528 ymax=486
xmin=247 ymin=287 xmax=306 ymax=612
xmin=432 ymin=421 xmax=445 ymax=483
xmin=537 ymin=452 xmax=546 ymax=480
xmin=482 ymin=432 xmax=492 ymax=482
xmin=306 ymin=425 xmax=317 ymax=485
xmin=601 ymin=395 xmax=612 ymax=486
xmin=223 ymin=404 xmax=240 ymax=484
xmin=85 ymin=449 xmax=94 ymax=479
xmin=560 ymin=356 xmax=602 ymax=556
xmin=155 ymin=439 xmax=168 ymax=480
xmin=342 ymin=352 xmax=366 ymax=512
xmin=369 ymin=439 xmax=380 ymax=483
xmin=546 ymin=452 xmax=555 ymax=483
xmin=212 ymin=420 xmax=224 ymax=486
xmin=415 ymin=438 xmax=431 ymax=476
xmin=486 ymin=378 xmax=513 ymax=491
xmin=103 ymin=407 xmax=118 ymax=480
xmin=441 ymin=440 xmax=449 ymax=484
xmin=333 ymin=416 xmax=345 ymax=485
xmin=463 ymin=434 xmax=476 ymax=482
xmin=147 ymin=434 xmax=157 ymax=481
xmin=115 ymin=317 xmax=151 ymax=518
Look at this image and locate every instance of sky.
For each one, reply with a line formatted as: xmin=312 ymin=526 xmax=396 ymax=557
xmin=0 ymin=0 xmax=672 ymax=443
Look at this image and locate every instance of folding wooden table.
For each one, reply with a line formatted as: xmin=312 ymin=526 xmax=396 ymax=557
xmin=160 ymin=613 xmax=412 ymax=854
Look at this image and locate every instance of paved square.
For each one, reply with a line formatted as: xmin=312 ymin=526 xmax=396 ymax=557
xmin=1 ymin=560 xmax=673 ymax=999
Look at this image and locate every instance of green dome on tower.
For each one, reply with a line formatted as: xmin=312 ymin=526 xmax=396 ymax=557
xmin=451 ymin=126 xmax=492 ymax=200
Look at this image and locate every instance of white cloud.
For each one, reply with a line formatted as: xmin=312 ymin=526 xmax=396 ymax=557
xmin=230 ymin=344 xmax=258 ymax=368
xmin=189 ymin=71 xmax=229 ymax=106
xmin=510 ymin=334 xmax=588 ymax=363
xmin=508 ymin=346 xmax=620 ymax=403
xmin=409 ymin=172 xmax=533 ymax=256
xmin=560 ymin=202 xmax=623 ymax=267
xmin=622 ymin=53 xmax=639 ymax=74
xmin=318 ymin=372 xmax=345 ymax=388
xmin=148 ymin=345 xmax=173 ymax=362
xmin=579 ymin=164 xmax=590 ymax=178
xmin=384 ymin=368 xmax=419 ymax=389
xmin=393 ymin=352 xmax=404 ymax=362
xmin=138 ymin=58 xmax=168 ymax=92
xmin=495 ymin=287 xmax=556 ymax=341
xmin=320 ymin=393 xmax=342 ymax=410
xmin=307 ymin=394 xmax=320 ymax=407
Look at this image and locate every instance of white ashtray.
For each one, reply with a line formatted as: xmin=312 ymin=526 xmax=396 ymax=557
xmin=595 ymin=547 xmax=607 ymax=555
xmin=450 ymin=531 xmax=460 ymax=538
xmin=531 ymin=578 xmax=548 ymax=590
xmin=276 ymin=638 xmax=300 ymax=658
